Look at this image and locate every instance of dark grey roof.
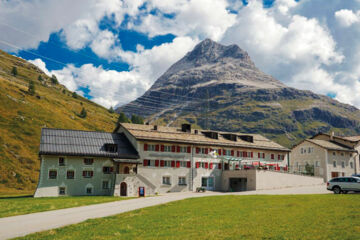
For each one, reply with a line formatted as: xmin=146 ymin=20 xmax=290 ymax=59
xmin=39 ymin=128 xmax=139 ymax=159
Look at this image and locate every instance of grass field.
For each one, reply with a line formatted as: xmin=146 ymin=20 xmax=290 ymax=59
xmin=16 ymin=195 xmax=360 ymax=240
xmin=0 ymin=196 xmax=129 ymax=218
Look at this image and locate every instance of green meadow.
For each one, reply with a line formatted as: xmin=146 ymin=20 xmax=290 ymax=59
xmin=17 ymin=194 xmax=360 ymax=240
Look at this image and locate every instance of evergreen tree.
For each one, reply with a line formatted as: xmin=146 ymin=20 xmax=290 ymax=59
xmin=11 ymin=66 xmax=17 ymax=76
xmin=117 ymin=112 xmax=130 ymax=123
xmin=78 ymin=107 xmax=87 ymax=118
xmin=38 ymin=75 xmax=43 ymax=82
xmin=72 ymin=92 xmax=78 ymax=98
xmin=51 ymin=74 xmax=58 ymax=84
xmin=28 ymin=80 xmax=35 ymax=95
xmin=108 ymin=106 xmax=115 ymax=113
xmin=131 ymin=114 xmax=144 ymax=124
xmin=62 ymin=89 xmax=66 ymax=94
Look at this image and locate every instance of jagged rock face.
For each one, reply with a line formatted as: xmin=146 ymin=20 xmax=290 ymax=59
xmin=118 ymin=39 xmax=360 ymax=147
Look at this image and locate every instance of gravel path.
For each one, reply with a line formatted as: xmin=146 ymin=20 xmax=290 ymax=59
xmin=0 ymin=184 xmax=329 ymax=239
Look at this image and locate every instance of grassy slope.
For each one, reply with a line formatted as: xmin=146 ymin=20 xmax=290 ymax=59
xmin=17 ymin=195 xmax=360 ymax=240
xmin=0 ymin=196 xmax=130 ymax=218
xmin=0 ymin=50 xmax=118 ymax=195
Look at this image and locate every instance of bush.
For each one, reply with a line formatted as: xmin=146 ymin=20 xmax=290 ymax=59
xmin=72 ymin=92 xmax=78 ymax=98
xmin=78 ymin=107 xmax=87 ymax=118
xmin=131 ymin=114 xmax=144 ymax=124
xmin=51 ymin=74 xmax=58 ymax=84
xmin=11 ymin=66 xmax=17 ymax=76
xmin=28 ymin=80 xmax=35 ymax=95
xmin=38 ymin=75 xmax=43 ymax=82
xmin=117 ymin=112 xmax=130 ymax=123
xmin=108 ymin=106 xmax=115 ymax=113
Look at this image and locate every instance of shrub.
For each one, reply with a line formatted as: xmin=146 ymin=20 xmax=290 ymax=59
xmin=11 ymin=66 xmax=17 ymax=76
xmin=51 ymin=74 xmax=58 ymax=84
xmin=28 ymin=80 xmax=35 ymax=95
xmin=72 ymin=92 xmax=78 ymax=98
xmin=78 ymin=107 xmax=87 ymax=118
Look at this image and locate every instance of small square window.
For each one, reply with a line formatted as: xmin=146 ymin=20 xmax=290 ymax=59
xmin=178 ymin=177 xmax=186 ymax=185
xmin=59 ymin=157 xmax=65 ymax=166
xmin=84 ymin=158 xmax=94 ymax=165
xmin=83 ymin=170 xmax=93 ymax=178
xmin=86 ymin=187 xmax=92 ymax=194
xmin=67 ymin=170 xmax=74 ymax=179
xmin=49 ymin=170 xmax=57 ymax=179
xmin=102 ymin=181 xmax=109 ymax=189
xmin=59 ymin=187 xmax=65 ymax=195
xmin=333 ymin=152 xmax=336 ymax=156
xmin=103 ymin=167 xmax=112 ymax=174
xmin=341 ymin=161 xmax=345 ymax=168
xmin=333 ymin=161 xmax=337 ymax=168
xmin=162 ymin=176 xmax=171 ymax=185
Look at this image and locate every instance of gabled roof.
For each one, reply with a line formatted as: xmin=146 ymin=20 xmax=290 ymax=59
xmin=39 ymin=128 xmax=139 ymax=159
xmin=305 ymin=139 xmax=356 ymax=152
xmin=118 ymin=123 xmax=289 ymax=152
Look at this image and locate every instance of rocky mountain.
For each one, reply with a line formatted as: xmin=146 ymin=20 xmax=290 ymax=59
xmin=0 ymin=50 xmax=118 ymax=195
xmin=118 ymin=39 xmax=360 ymax=147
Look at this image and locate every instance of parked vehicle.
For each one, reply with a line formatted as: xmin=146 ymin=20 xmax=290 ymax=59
xmin=327 ymin=177 xmax=360 ymax=194
xmin=352 ymin=174 xmax=360 ymax=178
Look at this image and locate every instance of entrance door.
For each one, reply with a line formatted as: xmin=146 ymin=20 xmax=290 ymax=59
xmin=120 ymin=182 xmax=127 ymax=196
xmin=201 ymin=177 xmax=214 ymax=190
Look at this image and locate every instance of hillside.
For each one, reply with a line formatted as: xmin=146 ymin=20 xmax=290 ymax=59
xmin=119 ymin=39 xmax=360 ymax=147
xmin=0 ymin=50 xmax=118 ymax=195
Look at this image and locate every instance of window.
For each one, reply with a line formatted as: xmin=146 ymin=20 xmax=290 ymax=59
xmin=308 ymin=147 xmax=312 ymax=153
xmin=162 ymin=176 xmax=171 ymax=185
xmin=271 ymin=154 xmax=274 ymax=160
xmin=67 ymin=170 xmax=74 ymax=179
xmin=148 ymin=160 xmax=155 ymax=167
xmin=300 ymin=148 xmax=303 ymax=154
xmin=180 ymin=146 xmax=187 ymax=153
xmin=59 ymin=157 xmax=65 ymax=166
xmin=341 ymin=152 xmax=344 ymax=156
xmin=178 ymin=177 xmax=186 ymax=185
xmin=201 ymin=177 xmax=208 ymax=187
xmin=164 ymin=160 xmax=172 ymax=167
xmin=105 ymin=144 xmax=117 ymax=152
xmin=341 ymin=161 xmax=345 ymax=168
xmin=84 ymin=158 xmax=94 ymax=165
xmin=59 ymin=187 xmax=65 ymax=195
xmin=164 ymin=145 xmax=171 ymax=152
xmin=315 ymin=161 xmax=320 ymax=167
xmin=180 ymin=161 xmax=187 ymax=168
xmin=103 ymin=166 xmax=113 ymax=174
xmin=83 ymin=170 xmax=93 ymax=178
xmin=86 ymin=187 xmax=92 ymax=194
xmin=148 ymin=144 xmax=156 ymax=151
xmin=333 ymin=152 xmax=336 ymax=156
xmin=350 ymin=162 xmax=354 ymax=169
xmin=49 ymin=170 xmax=57 ymax=179
xmin=102 ymin=181 xmax=109 ymax=189
xmin=333 ymin=161 xmax=337 ymax=168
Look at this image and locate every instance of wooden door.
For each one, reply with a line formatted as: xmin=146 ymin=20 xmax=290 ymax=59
xmin=120 ymin=182 xmax=127 ymax=196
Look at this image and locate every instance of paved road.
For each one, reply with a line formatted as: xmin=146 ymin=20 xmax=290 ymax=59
xmin=0 ymin=185 xmax=329 ymax=239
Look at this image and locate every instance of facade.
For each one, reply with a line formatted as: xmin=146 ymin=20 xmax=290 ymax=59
xmin=290 ymin=133 xmax=359 ymax=182
xmin=35 ymin=124 xmax=291 ymax=197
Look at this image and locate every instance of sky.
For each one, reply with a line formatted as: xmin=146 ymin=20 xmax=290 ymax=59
xmin=1 ymin=0 xmax=360 ymax=109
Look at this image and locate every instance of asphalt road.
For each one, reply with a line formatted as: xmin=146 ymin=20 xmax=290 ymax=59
xmin=0 ymin=184 xmax=329 ymax=240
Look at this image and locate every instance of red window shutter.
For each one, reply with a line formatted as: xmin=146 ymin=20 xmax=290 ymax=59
xmin=171 ymin=145 xmax=175 ymax=152
xmin=210 ymin=148 xmax=213 ymax=152
xmin=160 ymin=160 xmax=165 ymax=167
xmin=210 ymin=163 xmax=213 ymax=169
xmin=218 ymin=149 xmax=222 ymax=155
xmin=171 ymin=160 xmax=175 ymax=167
xmin=243 ymin=151 xmax=247 ymax=157
xmin=177 ymin=146 xmax=180 ymax=152
xmin=223 ymin=149 xmax=226 ymax=155
xmin=196 ymin=147 xmax=200 ymax=154
xmin=176 ymin=161 xmax=180 ymax=168
xmin=218 ymin=163 xmax=222 ymax=169
xmin=143 ymin=159 xmax=147 ymax=166
xmin=237 ymin=151 xmax=240 ymax=157
xmin=144 ymin=144 xmax=148 ymax=151
xmin=82 ymin=171 xmax=85 ymax=177
xmin=258 ymin=152 xmax=260 ymax=158
xmin=155 ymin=145 xmax=159 ymax=151
xmin=196 ymin=162 xmax=200 ymax=168
xmin=251 ymin=152 xmax=253 ymax=158
xmin=271 ymin=154 xmax=274 ymax=160
xmin=263 ymin=153 xmax=265 ymax=158
xmin=278 ymin=155 xmax=280 ymax=160
xmin=90 ymin=171 xmax=93 ymax=177
xmin=155 ymin=160 xmax=159 ymax=167
xmin=236 ymin=164 xmax=239 ymax=169
xmin=161 ymin=145 xmax=165 ymax=152
xmin=231 ymin=150 xmax=234 ymax=156
xmin=110 ymin=167 xmax=114 ymax=172
xmin=205 ymin=148 xmax=208 ymax=154
xmin=205 ymin=162 xmax=208 ymax=169
xmin=187 ymin=146 xmax=191 ymax=153
xmin=187 ymin=161 xmax=191 ymax=168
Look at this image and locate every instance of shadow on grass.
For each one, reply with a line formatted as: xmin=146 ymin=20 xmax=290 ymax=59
xmin=0 ymin=195 xmax=33 ymax=199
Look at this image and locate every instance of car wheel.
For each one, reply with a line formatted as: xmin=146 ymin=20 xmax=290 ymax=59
xmin=333 ymin=186 xmax=341 ymax=194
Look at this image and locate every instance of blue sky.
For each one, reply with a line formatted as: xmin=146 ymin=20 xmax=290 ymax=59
xmin=0 ymin=0 xmax=359 ymax=108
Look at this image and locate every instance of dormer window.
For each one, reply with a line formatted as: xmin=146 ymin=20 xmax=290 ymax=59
xmin=222 ymin=134 xmax=237 ymax=141
xmin=105 ymin=144 xmax=118 ymax=153
xmin=202 ymin=131 xmax=218 ymax=139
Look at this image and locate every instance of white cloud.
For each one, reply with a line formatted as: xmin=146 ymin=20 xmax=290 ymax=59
xmin=28 ymin=59 xmax=51 ymax=76
xmin=335 ymin=9 xmax=360 ymax=27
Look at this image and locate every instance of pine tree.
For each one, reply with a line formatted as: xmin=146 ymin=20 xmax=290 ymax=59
xmin=131 ymin=114 xmax=144 ymax=124
xmin=51 ymin=74 xmax=58 ymax=84
xmin=28 ymin=80 xmax=35 ymax=95
xmin=108 ymin=106 xmax=115 ymax=113
xmin=78 ymin=107 xmax=87 ymax=118
xmin=11 ymin=66 xmax=17 ymax=76
xmin=72 ymin=92 xmax=78 ymax=98
xmin=38 ymin=75 xmax=43 ymax=82
xmin=117 ymin=112 xmax=130 ymax=123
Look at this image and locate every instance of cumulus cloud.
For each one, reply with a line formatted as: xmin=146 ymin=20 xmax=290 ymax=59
xmin=335 ymin=9 xmax=360 ymax=27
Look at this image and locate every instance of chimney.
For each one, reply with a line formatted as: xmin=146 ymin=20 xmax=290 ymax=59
xmin=330 ymin=131 xmax=334 ymax=140
xmin=181 ymin=123 xmax=191 ymax=133
xmin=153 ymin=125 xmax=158 ymax=131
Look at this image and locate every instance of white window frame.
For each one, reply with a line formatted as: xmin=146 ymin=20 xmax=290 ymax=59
xmin=178 ymin=177 xmax=186 ymax=185
xmin=58 ymin=157 xmax=65 ymax=166
xmin=48 ymin=169 xmax=57 ymax=180
xmin=164 ymin=145 xmax=171 ymax=152
xmin=66 ymin=170 xmax=75 ymax=179
xmin=59 ymin=186 xmax=66 ymax=195
xmin=102 ymin=180 xmax=110 ymax=189
xmin=180 ymin=146 xmax=187 ymax=153
xmin=341 ymin=161 xmax=345 ymax=168
xmin=86 ymin=187 xmax=93 ymax=194
xmin=315 ymin=161 xmax=320 ymax=167
xmin=148 ymin=144 xmax=156 ymax=151
xmin=162 ymin=176 xmax=171 ymax=185
xmin=350 ymin=162 xmax=354 ymax=169
xmin=333 ymin=161 xmax=337 ymax=168
xmin=180 ymin=161 xmax=187 ymax=168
